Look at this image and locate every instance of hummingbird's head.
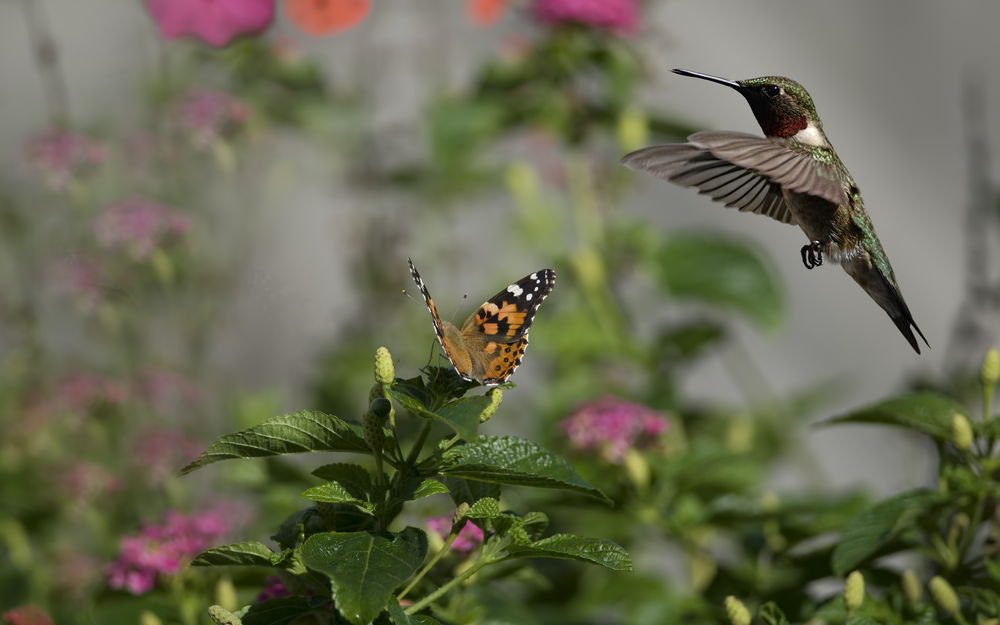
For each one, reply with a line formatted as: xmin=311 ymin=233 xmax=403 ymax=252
xmin=673 ymin=69 xmax=821 ymax=140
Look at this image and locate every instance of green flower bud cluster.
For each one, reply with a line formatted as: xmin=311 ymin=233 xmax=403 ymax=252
xmin=724 ymin=596 xmax=751 ymax=625
xmin=208 ymin=605 xmax=242 ymax=625
xmin=929 ymin=576 xmax=960 ymax=616
xmin=843 ymin=570 xmax=865 ymax=612
xmin=363 ymin=397 xmax=392 ymax=454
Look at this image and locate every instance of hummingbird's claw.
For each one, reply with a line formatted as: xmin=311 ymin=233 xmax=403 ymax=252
xmin=801 ymin=240 xmax=824 ymax=269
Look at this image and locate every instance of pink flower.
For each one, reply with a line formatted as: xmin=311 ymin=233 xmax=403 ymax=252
xmin=49 ymin=256 xmax=106 ymax=312
xmin=23 ymin=130 xmax=104 ymax=190
xmin=132 ymin=427 xmax=202 ymax=484
xmin=108 ymin=508 xmax=232 ymax=595
xmin=57 ymin=372 xmax=129 ymax=412
xmin=175 ymin=89 xmax=250 ymax=149
xmin=561 ymin=395 xmax=668 ymax=463
xmin=256 ymin=576 xmax=291 ymax=602
xmin=138 ymin=368 xmax=202 ymax=407
xmin=146 ymin=0 xmax=275 ymax=47
xmin=426 ymin=516 xmax=485 ymax=554
xmin=58 ymin=461 xmax=122 ymax=502
xmin=1 ymin=605 xmax=53 ymax=625
xmin=94 ymin=197 xmax=191 ymax=259
xmin=531 ymin=0 xmax=638 ymax=33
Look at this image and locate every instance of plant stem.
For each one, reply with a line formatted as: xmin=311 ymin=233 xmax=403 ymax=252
xmin=397 ymin=532 xmax=460 ymax=601
xmin=405 ymin=421 xmax=433 ymax=466
xmin=403 ymin=559 xmax=486 ymax=615
xmin=20 ymin=0 xmax=71 ymax=127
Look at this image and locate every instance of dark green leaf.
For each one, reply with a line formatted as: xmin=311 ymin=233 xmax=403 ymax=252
xmin=387 ymin=601 xmax=443 ymax=625
xmin=301 ymin=528 xmax=427 ymax=625
xmin=441 ymin=436 xmax=609 ymax=503
xmin=242 ymin=597 xmax=326 ymax=625
xmin=655 ymin=233 xmax=784 ymax=331
xmin=832 ymin=489 xmax=938 ymax=576
xmin=312 ymin=463 xmax=374 ymax=497
xmin=507 ymin=534 xmax=632 ymax=571
xmin=389 ymin=391 xmax=482 ymax=441
xmin=443 ymin=477 xmax=501 ymax=506
xmin=303 ymin=481 xmax=373 ymax=512
xmin=820 ymin=392 xmax=966 ymax=442
xmin=191 ymin=542 xmax=277 ymax=567
xmin=181 ymin=411 xmax=369 ymax=474
xmin=757 ymin=602 xmax=789 ymax=625
xmin=958 ymin=587 xmax=1000 ymax=617
xmin=411 ymin=479 xmax=449 ymax=500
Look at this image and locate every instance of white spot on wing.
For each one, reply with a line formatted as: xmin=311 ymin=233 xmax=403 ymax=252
xmin=507 ymin=283 xmax=524 ymax=297
xmin=525 ymin=293 xmax=533 ymax=301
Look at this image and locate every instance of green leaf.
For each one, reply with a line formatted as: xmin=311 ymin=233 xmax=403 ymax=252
xmin=300 ymin=528 xmax=427 ymax=625
xmin=312 ymin=463 xmax=374 ymax=496
xmin=441 ymin=436 xmax=609 ymax=503
xmin=390 ymin=391 xmax=483 ymax=441
xmin=507 ymin=534 xmax=632 ymax=571
xmin=302 ymin=481 xmax=373 ymax=512
xmin=181 ymin=411 xmax=369 ymax=474
xmin=832 ymin=489 xmax=938 ymax=576
xmin=242 ymin=597 xmax=326 ymax=625
xmin=467 ymin=497 xmax=503 ymax=519
xmin=191 ymin=542 xmax=277 ymax=567
xmin=442 ymin=477 xmax=501 ymax=505
xmin=655 ymin=232 xmax=784 ymax=331
xmin=957 ymin=587 xmax=1000 ymax=617
xmin=411 ymin=479 xmax=450 ymax=500
xmin=821 ymin=392 xmax=966 ymax=442
xmin=387 ymin=601 xmax=443 ymax=625
xmin=757 ymin=602 xmax=790 ymax=625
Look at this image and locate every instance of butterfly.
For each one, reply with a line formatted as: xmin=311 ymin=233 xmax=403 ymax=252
xmin=408 ymin=259 xmax=556 ymax=386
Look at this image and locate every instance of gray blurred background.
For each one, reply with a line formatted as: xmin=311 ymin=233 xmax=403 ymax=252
xmin=2 ymin=0 xmax=999 ymax=492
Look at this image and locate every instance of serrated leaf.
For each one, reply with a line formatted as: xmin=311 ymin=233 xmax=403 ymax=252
xmin=181 ymin=411 xmax=369 ymax=474
xmin=507 ymin=534 xmax=632 ymax=571
xmin=957 ymin=586 xmax=1000 ymax=617
xmin=441 ymin=436 xmax=609 ymax=503
xmin=411 ymin=479 xmax=449 ymax=500
xmin=468 ymin=497 xmax=503 ymax=519
xmin=757 ymin=602 xmax=790 ymax=625
xmin=303 ymin=481 xmax=373 ymax=512
xmin=832 ymin=489 xmax=938 ymax=576
xmin=820 ymin=392 xmax=966 ymax=442
xmin=312 ymin=463 xmax=373 ymax=497
xmin=442 ymin=477 xmax=501 ymax=506
xmin=387 ymin=601 xmax=443 ymax=625
xmin=301 ymin=528 xmax=427 ymax=625
xmin=242 ymin=597 xmax=326 ymax=625
xmin=191 ymin=542 xmax=277 ymax=567
xmin=389 ymin=390 xmax=482 ymax=440
xmin=655 ymin=232 xmax=784 ymax=331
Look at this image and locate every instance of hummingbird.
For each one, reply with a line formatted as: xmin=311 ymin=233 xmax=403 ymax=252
xmin=621 ymin=68 xmax=928 ymax=353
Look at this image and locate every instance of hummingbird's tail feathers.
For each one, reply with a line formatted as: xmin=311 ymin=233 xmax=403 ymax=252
xmin=890 ymin=309 xmax=929 ymax=355
xmin=843 ymin=258 xmax=928 ymax=354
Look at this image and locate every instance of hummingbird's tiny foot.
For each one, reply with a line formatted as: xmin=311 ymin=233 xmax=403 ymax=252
xmin=800 ymin=240 xmax=824 ymax=269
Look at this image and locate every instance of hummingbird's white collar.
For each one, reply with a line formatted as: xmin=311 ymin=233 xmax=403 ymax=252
xmin=792 ymin=122 xmax=829 ymax=147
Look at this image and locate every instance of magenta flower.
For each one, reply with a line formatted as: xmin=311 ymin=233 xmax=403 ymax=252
xmin=1 ymin=605 xmax=54 ymax=625
xmin=108 ymin=509 xmax=231 ymax=595
xmin=561 ymin=395 xmax=668 ymax=463
xmin=256 ymin=576 xmax=291 ymax=602
xmin=531 ymin=0 xmax=638 ymax=33
xmin=23 ymin=130 xmax=104 ymax=190
xmin=426 ymin=516 xmax=485 ymax=554
xmin=94 ymin=197 xmax=191 ymax=260
xmin=175 ymin=89 xmax=250 ymax=149
xmin=146 ymin=0 xmax=275 ymax=47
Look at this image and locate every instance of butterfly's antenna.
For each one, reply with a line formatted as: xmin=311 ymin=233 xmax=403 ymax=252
xmin=401 ymin=288 xmax=414 ymax=300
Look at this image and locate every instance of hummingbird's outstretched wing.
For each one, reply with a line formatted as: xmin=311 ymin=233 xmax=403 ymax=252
xmin=621 ymin=131 xmax=847 ymax=223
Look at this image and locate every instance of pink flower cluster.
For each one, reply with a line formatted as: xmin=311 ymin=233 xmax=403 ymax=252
xmin=58 ymin=461 xmax=122 ymax=502
xmin=176 ymin=89 xmax=250 ymax=149
xmin=531 ymin=0 xmax=638 ymax=33
xmin=57 ymin=372 xmax=129 ymax=411
xmin=23 ymin=130 xmax=105 ymax=189
xmin=1 ymin=605 xmax=53 ymax=625
xmin=132 ymin=427 xmax=203 ymax=484
xmin=93 ymin=197 xmax=191 ymax=259
xmin=561 ymin=395 xmax=668 ymax=463
xmin=108 ymin=509 xmax=230 ymax=595
xmin=256 ymin=576 xmax=291 ymax=603
xmin=425 ymin=516 xmax=485 ymax=554
xmin=146 ymin=0 xmax=275 ymax=47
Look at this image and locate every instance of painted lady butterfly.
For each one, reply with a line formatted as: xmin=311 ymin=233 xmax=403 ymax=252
xmin=408 ymin=259 xmax=556 ymax=386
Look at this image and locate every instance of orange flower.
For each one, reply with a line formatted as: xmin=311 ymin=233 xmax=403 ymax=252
xmin=283 ymin=0 xmax=370 ymax=36
xmin=466 ymin=0 xmax=506 ymax=26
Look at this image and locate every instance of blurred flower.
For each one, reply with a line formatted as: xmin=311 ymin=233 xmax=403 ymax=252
xmin=561 ymin=395 xmax=668 ymax=463
xmin=175 ymin=89 xmax=250 ymax=149
xmin=54 ymin=551 xmax=103 ymax=599
xmin=108 ymin=508 xmax=232 ymax=595
xmin=131 ymin=427 xmax=202 ymax=484
xmin=138 ymin=368 xmax=202 ymax=408
xmin=94 ymin=197 xmax=191 ymax=260
xmin=23 ymin=130 xmax=104 ymax=190
xmin=146 ymin=0 xmax=275 ymax=47
xmin=256 ymin=576 xmax=290 ymax=602
xmin=57 ymin=372 xmax=129 ymax=412
xmin=425 ymin=516 xmax=485 ymax=554
xmin=467 ymin=0 xmax=506 ymax=26
xmin=49 ymin=256 xmax=107 ymax=312
xmin=58 ymin=461 xmax=122 ymax=503
xmin=531 ymin=0 xmax=638 ymax=33
xmin=1 ymin=605 xmax=53 ymax=625
xmin=283 ymin=0 xmax=370 ymax=36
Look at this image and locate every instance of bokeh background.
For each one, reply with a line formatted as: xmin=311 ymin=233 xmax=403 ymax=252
xmin=2 ymin=0 xmax=1000 ymax=623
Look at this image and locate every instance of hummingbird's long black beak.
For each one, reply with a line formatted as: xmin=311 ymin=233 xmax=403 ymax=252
xmin=672 ymin=68 xmax=743 ymax=91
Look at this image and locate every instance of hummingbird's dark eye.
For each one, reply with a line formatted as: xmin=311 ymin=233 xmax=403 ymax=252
xmin=763 ymin=85 xmax=781 ymax=98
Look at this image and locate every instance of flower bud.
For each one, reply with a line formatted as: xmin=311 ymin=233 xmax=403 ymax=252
xmin=215 ymin=576 xmax=238 ymax=612
xmin=480 ymin=388 xmax=502 ymax=423
xmin=983 ymin=348 xmax=1000 ymax=389
xmin=844 ymin=570 xmax=865 ymax=611
xmin=141 ymin=611 xmax=164 ymax=625
xmin=623 ymin=448 xmax=650 ymax=489
xmin=616 ymin=105 xmax=649 ymax=153
xmin=929 ymin=576 xmax=960 ymax=615
xmin=363 ymin=398 xmax=391 ymax=454
xmin=208 ymin=605 xmax=242 ymax=625
xmin=724 ymin=596 xmax=751 ymax=625
xmin=901 ymin=569 xmax=922 ymax=604
xmin=374 ymin=346 xmax=394 ymax=385
xmin=951 ymin=412 xmax=974 ymax=451
xmin=453 ymin=502 xmax=470 ymax=528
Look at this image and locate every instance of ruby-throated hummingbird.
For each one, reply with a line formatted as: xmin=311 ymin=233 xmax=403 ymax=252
xmin=622 ymin=68 xmax=928 ymax=353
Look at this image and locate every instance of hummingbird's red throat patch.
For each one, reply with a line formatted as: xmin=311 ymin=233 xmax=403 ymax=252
xmin=765 ymin=114 xmax=808 ymax=138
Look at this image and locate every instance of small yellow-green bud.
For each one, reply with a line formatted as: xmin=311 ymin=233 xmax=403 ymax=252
xmin=623 ymin=448 xmax=650 ymax=489
xmin=929 ymin=575 xmax=961 ymax=615
xmin=616 ymin=105 xmax=649 ymax=153
xmin=982 ymin=348 xmax=1000 ymax=388
xmin=140 ymin=611 xmax=164 ymax=625
xmin=901 ymin=569 xmax=922 ymax=604
xmin=725 ymin=417 xmax=754 ymax=453
xmin=951 ymin=412 xmax=974 ymax=451
xmin=453 ymin=502 xmax=470 ymax=528
xmin=215 ymin=576 xmax=238 ymax=612
xmin=844 ymin=570 xmax=865 ymax=611
xmin=724 ymin=596 xmax=752 ymax=625
xmin=480 ymin=388 xmax=503 ymax=423
xmin=363 ymin=398 xmax=391 ymax=453
xmin=374 ymin=346 xmax=394 ymax=385
xmin=208 ymin=605 xmax=242 ymax=625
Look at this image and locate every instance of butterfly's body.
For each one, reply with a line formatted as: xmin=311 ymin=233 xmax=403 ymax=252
xmin=409 ymin=260 xmax=555 ymax=386
xmin=622 ymin=69 xmax=927 ymax=353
